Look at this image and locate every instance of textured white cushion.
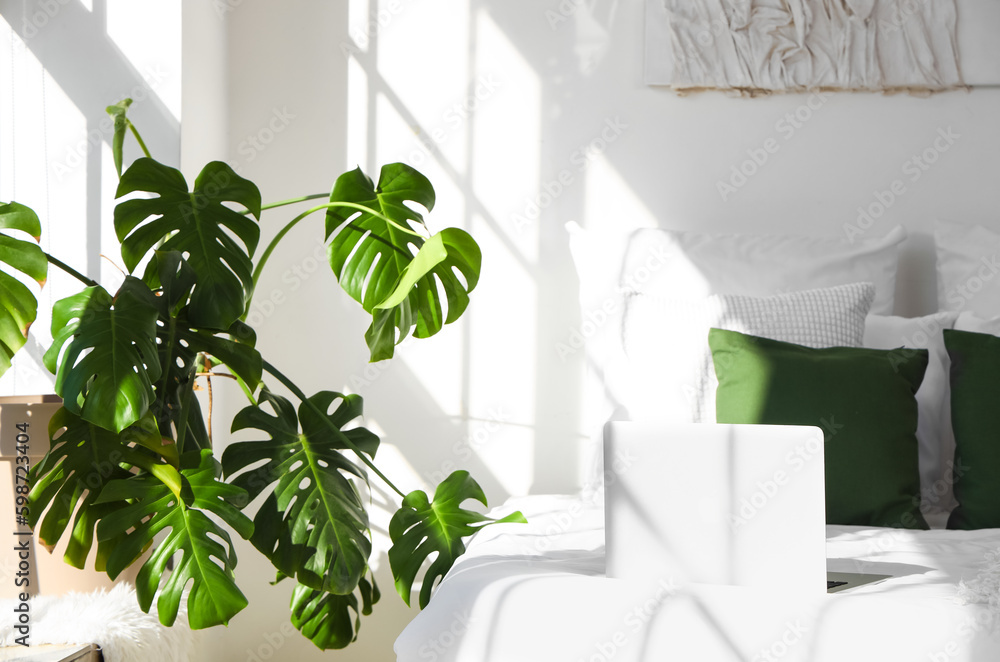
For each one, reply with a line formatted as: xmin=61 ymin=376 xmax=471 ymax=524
xmin=863 ymin=312 xmax=959 ymax=522
xmin=935 ymin=219 xmax=1000 ymax=317
xmin=617 ymin=282 xmax=875 ymax=424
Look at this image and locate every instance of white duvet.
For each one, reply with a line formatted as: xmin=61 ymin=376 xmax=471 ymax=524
xmin=395 ymin=495 xmax=1000 ymax=662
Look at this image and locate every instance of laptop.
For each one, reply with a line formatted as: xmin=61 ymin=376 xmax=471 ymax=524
xmin=603 ymin=421 xmax=890 ymax=595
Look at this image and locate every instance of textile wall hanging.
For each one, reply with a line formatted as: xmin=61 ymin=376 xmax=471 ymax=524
xmin=645 ymin=0 xmax=1000 ymax=94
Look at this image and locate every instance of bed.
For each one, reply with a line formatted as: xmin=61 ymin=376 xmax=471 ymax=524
xmin=395 ymin=220 xmax=1000 ymax=661
xmin=396 ymin=494 xmax=1000 ymax=661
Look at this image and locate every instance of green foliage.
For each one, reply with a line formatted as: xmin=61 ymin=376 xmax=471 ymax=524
xmin=20 ymin=99 xmax=515 ymax=648
xmin=290 ymin=573 xmax=380 ymax=649
xmin=389 ymin=470 xmax=526 ymax=608
xmin=114 ymin=158 xmax=261 ymax=330
xmin=96 ymin=449 xmax=253 ymax=628
xmin=325 ymin=164 xmax=481 ymax=361
xmin=27 ymin=407 xmax=135 ymax=569
xmin=222 ymin=389 xmax=378 ymax=594
xmin=0 ymin=201 xmax=47 ymax=377
xmin=106 ymin=98 xmax=133 ymax=177
xmin=43 ymin=277 xmax=162 ymax=433
xmin=148 ymin=250 xmax=262 ymax=454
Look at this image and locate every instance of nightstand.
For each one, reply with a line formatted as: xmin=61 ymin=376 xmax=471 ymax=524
xmin=0 ymin=644 xmax=100 ymax=662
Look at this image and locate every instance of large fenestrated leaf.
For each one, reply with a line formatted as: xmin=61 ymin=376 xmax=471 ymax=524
xmin=389 ymin=470 xmax=526 ymax=608
xmin=43 ymin=277 xmax=162 ymax=433
xmin=325 ymin=164 xmax=481 ymax=362
xmin=0 ymin=201 xmax=47 ymax=376
xmin=222 ymin=390 xmax=379 ymax=594
xmin=28 ymin=407 xmax=135 ymax=570
xmin=114 ymin=158 xmax=261 ymax=330
xmin=96 ymin=449 xmax=253 ymax=629
xmin=148 ymin=251 xmax=262 ymax=453
xmin=290 ymin=573 xmax=379 ymax=650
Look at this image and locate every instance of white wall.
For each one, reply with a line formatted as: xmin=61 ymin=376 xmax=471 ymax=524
xmin=16 ymin=0 xmax=985 ymax=659
xmin=0 ymin=0 xmax=181 ymax=396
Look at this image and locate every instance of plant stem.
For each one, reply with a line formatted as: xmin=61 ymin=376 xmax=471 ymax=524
xmin=46 ymin=253 xmax=99 ymax=288
xmin=128 ymin=121 xmax=152 ymax=159
xmin=258 ymin=193 xmax=329 ymax=212
xmin=245 ymin=201 xmax=416 ymax=315
xmin=262 ymin=360 xmax=407 ymax=499
xmin=233 ymin=373 xmax=259 ymax=407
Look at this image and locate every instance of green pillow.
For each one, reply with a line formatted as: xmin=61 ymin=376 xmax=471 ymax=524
xmin=944 ymin=329 xmax=1000 ymax=530
xmin=709 ymin=328 xmax=928 ymax=529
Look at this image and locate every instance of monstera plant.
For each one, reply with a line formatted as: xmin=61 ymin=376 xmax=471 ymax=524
xmin=2 ymin=99 xmax=524 ymax=649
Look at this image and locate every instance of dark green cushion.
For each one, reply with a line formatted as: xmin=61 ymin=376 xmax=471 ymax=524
xmin=709 ymin=328 xmax=928 ymax=529
xmin=945 ymin=329 xmax=1000 ymax=530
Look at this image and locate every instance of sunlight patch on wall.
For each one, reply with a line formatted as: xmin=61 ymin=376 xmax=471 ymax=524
xmin=468 ymin=211 xmax=536 ymax=497
xmin=100 ymin=141 xmax=127 ymax=292
xmin=583 ymin=151 xmax=657 ymax=232
xmin=470 ymin=423 xmax=533 ymax=497
xmin=473 ymin=8 xmax=540 ymax=263
xmin=347 ymin=0 xmax=370 ymax=55
xmin=0 ymin=25 xmax=85 ymax=396
xmin=370 ymin=0 xmax=471 ymax=174
xmin=106 ymin=0 xmax=181 ymax=120
xmin=346 ymin=55 xmax=369 ymax=173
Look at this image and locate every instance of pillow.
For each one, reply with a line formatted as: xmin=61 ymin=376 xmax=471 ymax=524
xmin=618 ymin=282 xmax=875 ymax=424
xmin=955 ymin=311 xmax=1000 ymax=336
xmin=710 ymin=328 xmax=929 ymax=529
xmin=568 ymin=222 xmax=903 ymax=492
xmin=863 ymin=312 xmax=959 ymax=520
xmin=935 ymin=219 xmax=1000 ymax=317
xmin=944 ymin=327 xmax=1000 ymax=529
xmin=568 ymin=223 xmax=904 ymax=316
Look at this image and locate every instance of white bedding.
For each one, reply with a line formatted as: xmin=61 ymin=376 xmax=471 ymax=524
xmin=395 ymin=494 xmax=1000 ymax=662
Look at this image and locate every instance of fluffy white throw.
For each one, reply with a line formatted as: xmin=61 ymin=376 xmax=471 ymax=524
xmin=958 ymin=548 xmax=1000 ymax=626
xmin=662 ymin=0 xmax=963 ymax=93
xmin=0 ymin=583 xmax=195 ymax=662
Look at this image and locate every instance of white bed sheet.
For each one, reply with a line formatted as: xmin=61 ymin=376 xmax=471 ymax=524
xmin=395 ymin=494 xmax=1000 ymax=662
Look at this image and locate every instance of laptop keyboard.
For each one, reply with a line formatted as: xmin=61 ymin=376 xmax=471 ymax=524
xmin=827 ymin=580 xmax=848 ymax=590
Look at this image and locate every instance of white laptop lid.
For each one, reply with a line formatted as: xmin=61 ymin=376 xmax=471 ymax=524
xmin=604 ymin=422 xmax=827 ymax=595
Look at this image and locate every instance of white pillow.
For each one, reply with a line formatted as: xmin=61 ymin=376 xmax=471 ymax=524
xmin=567 ymin=224 xmax=906 ymax=427
xmin=863 ymin=312 xmax=959 ymax=524
xmin=616 ymin=282 xmax=876 ymax=424
xmin=590 ymin=226 xmax=906 ymax=315
xmin=935 ymin=219 xmax=1000 ymax=317
xmin=955 ymin=311 xmax=1000 ymax=335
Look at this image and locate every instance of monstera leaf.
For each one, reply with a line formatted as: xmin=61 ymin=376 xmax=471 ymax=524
xmin=28 ymin=408 xmax=135 ymax=569
xmin=0 ymin=201 xmax=47 ymax=376
xmin=114 ymin=158 xmax=261 ymax=330
xmin=389 ymin=470 xmax=526 ymax=608
xmin=96 ymin=449 xmax=253 ymax=629
xmin=148 ymin=251 xmax=262 ymax=453
xmin=222 ymin=390 xmax=379 ymax=594
xmin=325 ymin=164 xmax=481 ymax=361
xmin=43 ymin=277 xmax=162 ymax=434
xmin=289 ymin=574 xmax=379 ymax=650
